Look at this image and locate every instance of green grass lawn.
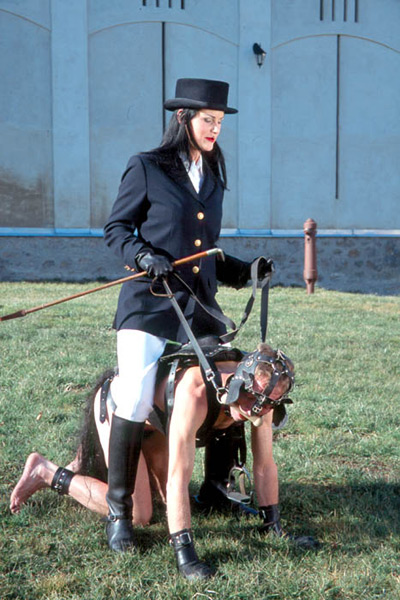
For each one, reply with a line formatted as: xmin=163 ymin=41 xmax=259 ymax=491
xmin=1 ymin=282 xmax=399 ymax=599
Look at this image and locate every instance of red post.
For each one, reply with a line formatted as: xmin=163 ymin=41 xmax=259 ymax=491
xmin=303 ymin=218 xmax=318 ymax=294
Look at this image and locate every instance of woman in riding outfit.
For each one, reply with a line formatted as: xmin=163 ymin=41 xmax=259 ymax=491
xmin=103 ymin=78 xmax=271 ymax=553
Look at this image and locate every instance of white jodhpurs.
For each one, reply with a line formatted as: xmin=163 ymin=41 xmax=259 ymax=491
xmin=110 ymin=329 xmax=168 ymax=422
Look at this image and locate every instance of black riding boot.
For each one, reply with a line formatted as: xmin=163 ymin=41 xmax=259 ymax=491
xmin=197 ymin=425 xmax=242 ymax=511
xmin=105 ymin=415 xmax=144 ymax=552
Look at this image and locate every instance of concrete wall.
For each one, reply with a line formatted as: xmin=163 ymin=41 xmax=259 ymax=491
xmin=0 ymin=0 xmax=399 ymax=291
xmin=1 ymin=235 xmax=398 ymax=295
xmin=0 ymin=1 xmax=53 ymax=227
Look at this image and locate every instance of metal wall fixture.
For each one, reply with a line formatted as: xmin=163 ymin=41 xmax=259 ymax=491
xmin=253 ymin=43 xmax=267 ymax=67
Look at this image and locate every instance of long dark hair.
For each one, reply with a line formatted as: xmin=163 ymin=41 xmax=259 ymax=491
xmin=75 ymin=370 xmax=116 ymax=482
xmin=144 ymin=109 xmax=228 ymax=189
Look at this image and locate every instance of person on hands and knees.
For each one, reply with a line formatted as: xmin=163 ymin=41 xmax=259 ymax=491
xmin=10 ymin=342 xmax=316 ymax=580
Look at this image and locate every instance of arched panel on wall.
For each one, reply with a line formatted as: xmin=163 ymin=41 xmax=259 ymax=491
xmin=271 ymin=36 xmax=338 ymax=229
xmin=88 ymin=0 xmax=239 ymax=229
xmin=89 ymin=23 xmax=163 ymax=228
xmin=89 ymin=0 xmax=237 ymax=46
xmin=271 ymin=0 xmax=400 ymax=231
xmin=164 ymin=23 xmax=238 ymax=228
xmin=0 ymin=7 xmax=53 ymax=227
xmin=271 ymin=32 xmax=400 ymax=230
xmin=339 ymin=37 xmax=400 ymax=228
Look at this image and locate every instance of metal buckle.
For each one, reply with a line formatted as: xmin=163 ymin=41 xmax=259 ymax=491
xmin=178 ymin=531 xmax=192 ymax=546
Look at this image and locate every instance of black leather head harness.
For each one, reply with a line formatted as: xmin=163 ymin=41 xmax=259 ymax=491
xmin=223 ymin=349 xmax=294 ymax=417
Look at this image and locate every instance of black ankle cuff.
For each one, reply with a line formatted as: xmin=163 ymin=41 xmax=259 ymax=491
xmin=170 ymin=529 xmax=213 ymax=580
xmin=51 ymin=467 xmax=75 ymax=495
xmin=170 ymin=529 xmax=198 ymax=567
xmin=170 ymin=528 xmax=193 ymax=549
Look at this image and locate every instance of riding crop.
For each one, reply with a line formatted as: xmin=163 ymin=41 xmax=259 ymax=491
xmin=0 ymin=248 xmax=223 ymax=322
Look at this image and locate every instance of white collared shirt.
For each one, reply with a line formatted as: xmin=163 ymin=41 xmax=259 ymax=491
xmin=180 ymin=154 xmax=203 ymax=193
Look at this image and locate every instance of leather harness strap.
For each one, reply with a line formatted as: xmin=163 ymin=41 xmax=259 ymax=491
xmin=169 ymin=257 xmax=272 ymax=345
xmin=161 ymin=257 xmax=273 ymax=395
xmin=162 ymin=278 xmax=225 ymax=399
xmin=164 ymin=357 xmax=180 ymax=432
xmin=160 ymin=257 xmax=273 ymax=423
xmin=100 ymin=374 xmax=112 ymax=424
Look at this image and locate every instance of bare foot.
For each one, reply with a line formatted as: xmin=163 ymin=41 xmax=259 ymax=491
xmin=65 ymin=449 xmax=82 ymax=473
xmin=10 ymin=452 xmax=56 ymax=514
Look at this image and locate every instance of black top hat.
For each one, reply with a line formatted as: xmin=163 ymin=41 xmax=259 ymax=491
xmin=164 ymin=78 xmax=237 ymax=114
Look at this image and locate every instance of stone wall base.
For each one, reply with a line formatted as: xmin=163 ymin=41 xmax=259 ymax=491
xmin=1 ymin=236 xmax=398 ymax=295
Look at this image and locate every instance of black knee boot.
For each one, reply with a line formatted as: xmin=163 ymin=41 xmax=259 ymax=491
xmin=197 ymin=424 xmax=243 ymax=511
xmin=105 ymin=415 xmax=144 ymax=552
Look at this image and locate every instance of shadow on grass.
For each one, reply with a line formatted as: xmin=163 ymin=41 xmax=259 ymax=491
xmin=188 ymin=479 xmax=400 ymax=560
xmin=3 ymin=479 xmax=399 ymax=568
xmin=279 ymin=480 xmax=400 ymax=546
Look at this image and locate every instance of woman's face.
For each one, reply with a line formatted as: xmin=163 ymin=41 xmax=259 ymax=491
xmin=187 ymin=109 xmax=224 ymax=157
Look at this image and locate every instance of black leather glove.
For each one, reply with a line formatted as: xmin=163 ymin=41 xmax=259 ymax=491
xmin=256 ymin=257 xmax=275 ymax=280
xmin=136 ymin=252 xmax=174 ymax=278
xmin=258 ymin=505 xmax=320 ymax=549
xmin=259 ymin=505 xmax=285 ymax=536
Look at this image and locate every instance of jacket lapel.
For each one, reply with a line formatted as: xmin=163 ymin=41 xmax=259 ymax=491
xmin=178 ymin=176 xmax=200 ymax=202
xmin=164 ymin=158 xmax=217 ymax=205
xmin=199 ymin=165 xmax=217 ymax=204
